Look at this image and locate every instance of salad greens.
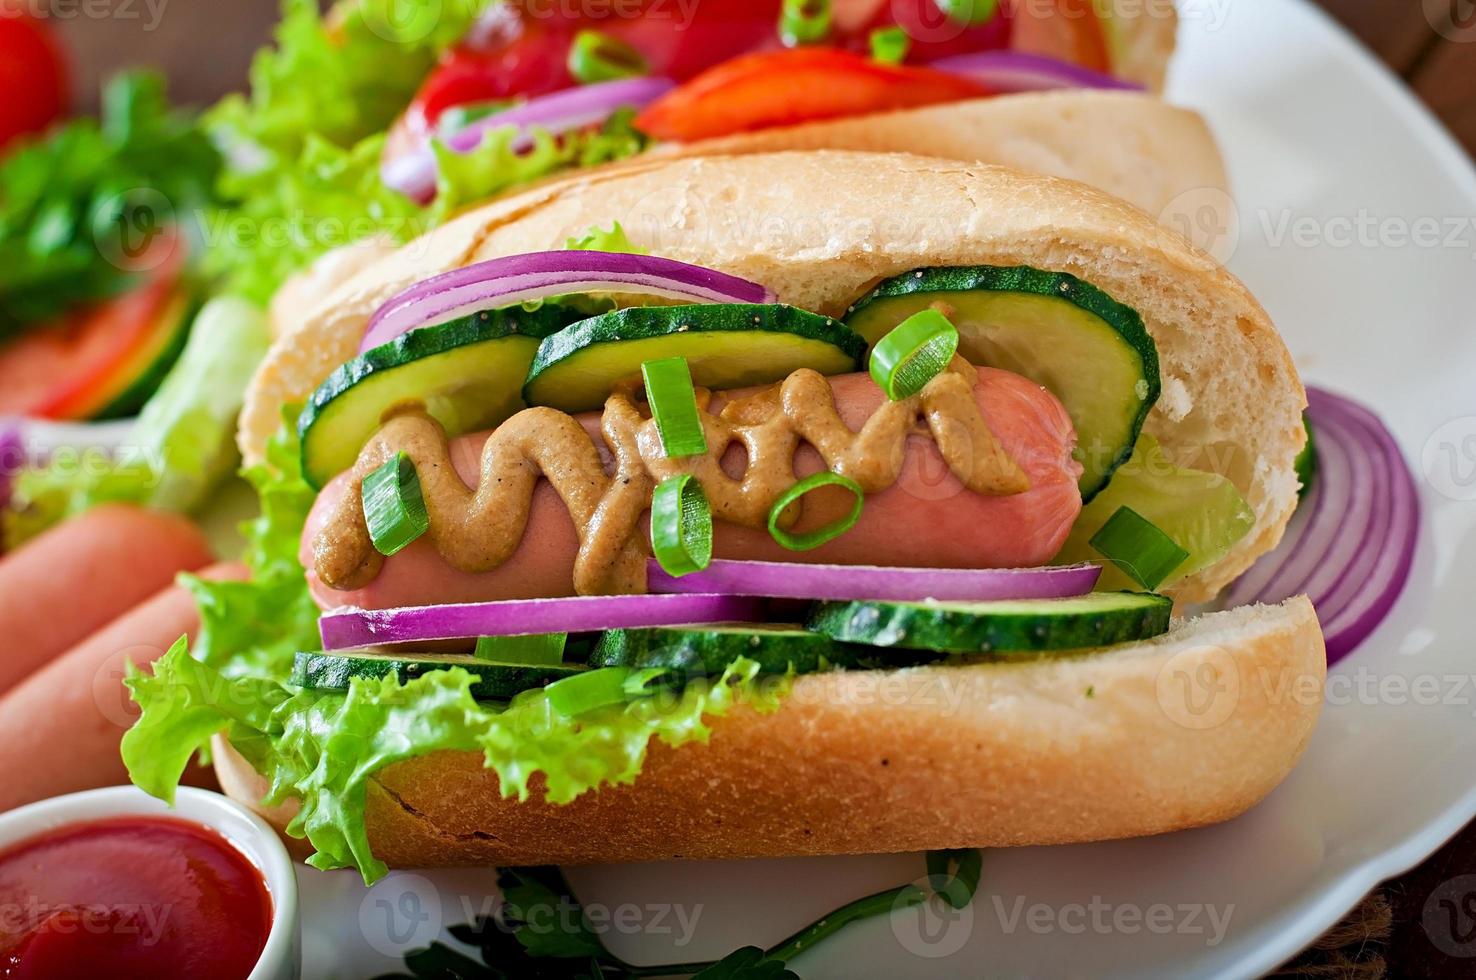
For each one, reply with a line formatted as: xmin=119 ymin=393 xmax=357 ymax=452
xmin=0 ymin=71 xmax=220 ymax=337
xmin=5 ymin=297 xmax=270 ymax=547
xmin=377 ymin=855 xmax=982 ymax=979
xmin=203 ymin=0 xmax=647 ymax=304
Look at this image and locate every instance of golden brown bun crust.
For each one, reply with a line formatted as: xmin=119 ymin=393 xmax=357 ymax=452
xmin=244 ymin=151 xmax=1302 ymax=602
xmin=215 ymin=598 xmax=1323 ymax=868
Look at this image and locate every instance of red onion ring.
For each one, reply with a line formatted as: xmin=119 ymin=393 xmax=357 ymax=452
xmin=359 ymin=250 xmax=776 ymax=353
xmin=647 ymin=558 xmax=1100 ymax=602
xmin=1222 ymin=387 xmax=1420 ymax=663
xmin=926 ymin=51 xmax=1143 ymax=93
xmin=319 ymin=593 xmax=765 ymax=650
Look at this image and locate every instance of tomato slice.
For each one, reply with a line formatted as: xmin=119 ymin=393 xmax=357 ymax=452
xmin=633 ymin=48 xmax=990 ymax=143
xmin=0 ymin=233 xmax=183 ymax=421
xmin=0 ymin=7 xmax=67 ymax=151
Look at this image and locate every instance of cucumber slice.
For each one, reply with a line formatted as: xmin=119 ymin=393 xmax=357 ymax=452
xmin=292 ymin=649 xmax=585 ymax=701
xmin=523 ymin=304 xmax=866 ymax=413
xmin=807 ymin=592 xmax=1173 ymax=654
xmin=91 ymin=293 xmax=195 ymax=421
xmin=844 ymin=266 xmax=1160 ymax=501
xmin=591 ymin=623 xmax=839 ymax=676
xmin=298 ymin=304 xmax=581 ymax=488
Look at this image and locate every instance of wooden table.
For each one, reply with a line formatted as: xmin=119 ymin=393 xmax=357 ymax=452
xmin=44 ymin=2 xmax=1476 ymax=977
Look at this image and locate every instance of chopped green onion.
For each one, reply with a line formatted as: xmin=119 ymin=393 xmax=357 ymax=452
xmin=925 ymin=849 xmax=984 ymax=910
xmin=545 ymin=667 xmax=633 ymax=716
xmin=937 ymin=0 xmax=1000 ymax=25
xmin=780 ymin=0 xmax=832 ymax=46
xmin=650 ymin=474 xmax=714 ymax=577
xmin=568 ymin=30 xmax=649 ymax=85
xmin=1089 ymin=506 xmax=1189 ymax=591
xmin=870 ymin=26 xmax=911 ymax=64
xmin=623 ymin=667 xmax=673 ymax=699
xmin=474 ymin=633 xmax=567 ymax=666
xmin=868 ymin=308 xmax=960 ymax=401
xmin=767 ymin=472 xmax=864 ymax=552
xmin=361 ymin=452 xmax=429 ymax=557
xmin=642 ymin=357 xmax=708 ymax=458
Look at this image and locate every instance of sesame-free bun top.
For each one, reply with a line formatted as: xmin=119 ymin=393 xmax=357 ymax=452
xmin=242 ymin=150 xmax=1304 ymax=602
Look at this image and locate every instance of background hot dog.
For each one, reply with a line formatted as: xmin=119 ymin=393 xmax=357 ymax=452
xmin=0 ymin=561 xmax=246 ymax=812
xmin=0 ymin=504 xmax=214 ymax=696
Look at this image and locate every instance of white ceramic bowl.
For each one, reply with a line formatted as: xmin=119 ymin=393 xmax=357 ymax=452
xmin=0 ymin=785 xmax=301 ymax=980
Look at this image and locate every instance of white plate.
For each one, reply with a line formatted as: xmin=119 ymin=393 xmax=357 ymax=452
xmin=297 ymin=2 xmax=1476 ymax=976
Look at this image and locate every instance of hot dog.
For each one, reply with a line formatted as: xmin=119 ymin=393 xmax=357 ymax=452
xmin=0 ymin=562 xmax=245 ymax=812
xmin=0 ymin=504 xmax=213 ymax=696
xmin=304 ymin=367 xmax=1082 ymax=610
xmin=123 ymin=153 xmax=1320 ymax=883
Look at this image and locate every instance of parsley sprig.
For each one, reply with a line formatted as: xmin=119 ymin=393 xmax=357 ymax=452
xmin=379 ymin=851 xmax=983 ymax=979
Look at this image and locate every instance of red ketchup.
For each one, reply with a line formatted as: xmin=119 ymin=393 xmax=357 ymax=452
xmin=0 ymin=815 xmax=272 ymax=980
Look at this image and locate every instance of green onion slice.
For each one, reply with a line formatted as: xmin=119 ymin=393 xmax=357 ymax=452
xmin=936 ymin=0 xmax=1000 ymax=25
xmin=568 ymin=30 xmax=649 ymax=85
xmin=546 ymin=667 xmax=633 ymax=716
xmin=780 ymin=0 xmax=832 ymax=46
xmin=767 ymin=472 xmax=864 ymax=552
xmin=650 ymin=474 xmax=714 ymax=577
xmin=870 ymin=26 xmax=911 ymax=64
xmin=1089 ymin=505 xmax=1190 ymax=591
xmin=475 ymin=632 xmax=568 ymax=666
xmin=868 ymin=308 xmax=960 ymax=401
xmin=361 ymin=452 xmax=429 ymax=557
xmin=642 ymin=357 xmax=708 ymax=458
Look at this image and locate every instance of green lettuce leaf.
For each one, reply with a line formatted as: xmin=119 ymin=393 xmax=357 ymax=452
xmin=203 ymin=0 xmax=647 ymax=305
xmin=565 ymin=219 xmax=646 ymax=254
xmin=126 ymin=647 xmax=785 ymax=884
xmin=184 ymin=406 xmax=321 ymax=678
xmin=1057 ymin=433 xmax=1256 ymax=592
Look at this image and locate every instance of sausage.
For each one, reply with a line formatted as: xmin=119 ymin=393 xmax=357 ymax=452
xmin=306 ymin=367 xmax=1082 ymax=611
xmin=0 ymin=562 xmax=246 ymax=813
xmin=0 ymin=503 xmax=214 ymax=695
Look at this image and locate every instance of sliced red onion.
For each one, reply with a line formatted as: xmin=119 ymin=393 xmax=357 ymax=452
xmin=319 ymin=593 xmax=764 ymax=650
xmin=382 ymin=77 xmax=676 ymax=203
xmin=927 ymin=52 xmax=1143 ymax=93
xmin=1222 ymin=387 xmax=1419 ymax=663
xmin=647 ymin=558 xmax=1100 ymax=602
xmin=360 ymin=250 xmax=775 ymax=353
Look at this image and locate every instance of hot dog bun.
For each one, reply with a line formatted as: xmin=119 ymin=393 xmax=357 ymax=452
xmin=243 ymin=150 xmax=1302 ymax=604
xmin=215 ymin=596 xmax=1323 ymax=867
xmin=646 ymin=91 xmax=1227 ymax=236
